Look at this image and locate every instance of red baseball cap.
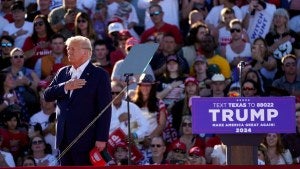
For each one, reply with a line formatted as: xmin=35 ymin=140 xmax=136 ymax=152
xmin=171 ymin=140 xmax=186 ymax=152
xmin=89 ymin=147 xmax=106 ymax=166
xmin=184 ymin=77 xmax=199 ymax=86
xmin=189 ymin=146 xmax=204 ymax=157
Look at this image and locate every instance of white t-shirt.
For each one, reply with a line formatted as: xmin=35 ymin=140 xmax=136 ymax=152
xmin=3 ymin=21 xmax=33 ymax=48
xmin=110 ymin=100 xmax=150 ymax=140
xmin=0 ymin=151 xmax=15 ymax=167
xmin=0 ymin=16 xmax=9 ymax=36
xmin=34 ymin=154 xmax=58 ymax=166
xmin=29 ymin=111 xmax=50 ymax=130
xmin=138 ymin=0 xmax=179 ymax=29
xmin=225 ymin=42 xmax=252 ymax=63
xmin=205 ymin=5 xmax=243 ymax=28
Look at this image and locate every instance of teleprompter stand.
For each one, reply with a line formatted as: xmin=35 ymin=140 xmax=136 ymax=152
xmin=118 ymin=43 xmax=159 ymax=164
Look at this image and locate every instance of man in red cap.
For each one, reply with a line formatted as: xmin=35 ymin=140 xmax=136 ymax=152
xmin=187 ymin=146 xmax=206 ymax=164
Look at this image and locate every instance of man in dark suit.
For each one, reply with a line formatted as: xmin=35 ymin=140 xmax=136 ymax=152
xmin=44 ymin=36 xmax=112 ymax=166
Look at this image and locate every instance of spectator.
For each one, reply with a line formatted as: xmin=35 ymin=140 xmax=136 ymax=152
xmin=26 ymin=0 xmax=52 ymax=22
xmin=109 ymin=80 xmax=149 ymax=141
xmin=0 ymin=36 xmax=14 ymax=70
xmin=111 ymin=37 xmax=155 ymax=91
xmin=272 ymin=54 xmax=300 ymax=96
xmin=110 ymin=30 xmax=132 ymax=66
xmin=257 ymin=143 xmax=270 ymax=165
xmin=0 ymin=16 xmax=9 ymax=36
xmin=74 ymin=12 xmax=98 ymax=45
xmin=2 ymin=1 xmax=34 ymax=48
xmin=262 ymin=133 xmax=293 ymax=165
xmin=265 ymin=8 xmax=300 ymax=78
xmin=132 ymin=74 xmax=167 ymax=161
xmin=28 ymin=135 xmax=58 ymax=166
xmin=205 ymin=73 xmax=231 ymax=97
xmin=21 ymin=155 xmax=36 ymax=166
xmin=242 ymin=0 xmax=276 ymax=43
xmin=3 ymin=48 xmax=40 ymax=124
xmin=205 ymin=0 xmax=243 ymax=30
xmin=188 ymin=10 xmax=205 ymax=28
xmin=221 ymin=19 xmax=252 ymax=82
xmin=140 ymin=4 xmax=182 ymax=44
xmin=0 ymin=71 xmax=18 ymax=114
xmin=244 ymin=69 xmax=265 ymax=94
xmin=241 ymin=79 xmax=261 ymax=97
xmin=92 ymin=40 xmax=114 ymax=76
xmin=22 ymin=15 xmax=54 ymax=69
xmin=0 ymin=0 xmax=14 ymax=23
xmin=112 ymin=141 xmax=130 ymax=165
xmin=217 ymin=7 xmax=236 ymax=49
xmin=34 ymin=34 xmax=70 ymax=80
xmin=282 ymin=107 xmax=300 ymax=164
xmin=48 ymin=0 xmax=81 ymax=39
xmin=251 ymin=37 xmax=277 ymax=94
xmin=145 ymin=136 xmax=168 ymax=164
xmin=181 ymin=0 xmax=209 ymax=36
xmin=187 ymin=146 xmax=206 ymax=165
xmin=173 ymin=115 xmax=205 ymax=155
xmin=182 ymin=22 xmax=210 ymax=68
xmin=167 ymin=140 xmax=187 ymax=164
xmin=151 ymin=33 xmax=189 ymax=79
xmin=138 ymin=0 xmax=179 ymax=30
xmin=0 ymin=134 xmax=16 ymax=167
xmin=156 ymin=55 xmax=186 ymax=110
xmin=190 ymin=55 xmax=211 ymax=96
xmin=29 ymin=81 xmax=55 ymax=139
xmin=199 ymin=34 xmax=231 ymax=79
xmin=113 ymin=0 xmax=139 ymax=39
xmin=171 ymin=77 xmax=199 ymax=132
xmin=0 ymin=111 xmax=29 ymax=164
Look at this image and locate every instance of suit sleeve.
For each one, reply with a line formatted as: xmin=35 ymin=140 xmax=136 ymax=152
xmin=44 ymin=69 xmax=69 ymax=102
xmin=96 ymin=70 xmax=112 ymax=142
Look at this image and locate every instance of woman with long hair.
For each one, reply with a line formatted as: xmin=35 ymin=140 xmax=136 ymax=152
xmin=157 ymin=55 xmax=186 ymax=110
xmin=132 ymin=74 xmax=167 ymax=141
xmin=75 ymin=12 xmax=98 ymax=45
xmin=171 ymin=77 xmax=199 ymax=133
xmin=262 ymin=133 xmax=293 ymax=165
xmin=22 ymin=15 xmax=54 ymax=69
xmin=28 ymin=135 xmax=57 ymax=166
xmin=265 ymin=8 xmax=300 ymax=78
xmin=251 ymin=37 xmax=277 ymax=95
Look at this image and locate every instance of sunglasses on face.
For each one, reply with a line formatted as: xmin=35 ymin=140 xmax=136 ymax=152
xmin=32 ymin=140 xmax=43 ymax=145
xmin=77 ymin=19 xmax=87 ymax=23
xmin=1 ymin=43 xmax=13 ymax=47
xmin=243 ymin=87 xmax=255 ymax=91
xmin=150 ymin=11 xmax=162 ymax=17
xmin=182 ymin=122 xmax=192 ymax=127
xmin=230 ymin=28 xmax=241 ymax=33
xmin=34 ymin=21 xmax=44 ymax=27
xmin=111 ymin=91 xmax=121 ymax=95
xmin=151 ymin=144 xmax=163 ymax=148
xmin=12 ymin=55 xmax=24 ymax=59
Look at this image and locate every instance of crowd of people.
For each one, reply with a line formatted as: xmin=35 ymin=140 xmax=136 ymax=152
xmin=0 ymin=0 xmax=300 ymax=167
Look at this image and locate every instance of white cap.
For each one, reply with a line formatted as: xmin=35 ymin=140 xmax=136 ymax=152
xmin=108 ymin=22 xmax=124 ymax=34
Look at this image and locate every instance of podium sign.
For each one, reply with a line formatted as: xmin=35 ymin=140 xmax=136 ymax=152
xmin=191 ymin=97 xmax=295 ymax=134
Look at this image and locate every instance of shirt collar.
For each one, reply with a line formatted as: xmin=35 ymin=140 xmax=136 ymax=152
xmin=70 ymin=59 xmax=90 ymax=77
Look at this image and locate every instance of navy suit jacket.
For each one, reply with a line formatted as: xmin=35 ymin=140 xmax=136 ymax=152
xmin=44 ymin=62 xmax=112 ymax=151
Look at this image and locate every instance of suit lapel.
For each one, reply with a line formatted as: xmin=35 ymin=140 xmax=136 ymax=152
xmin=69 ymin=62 xmax=93 ymax=100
